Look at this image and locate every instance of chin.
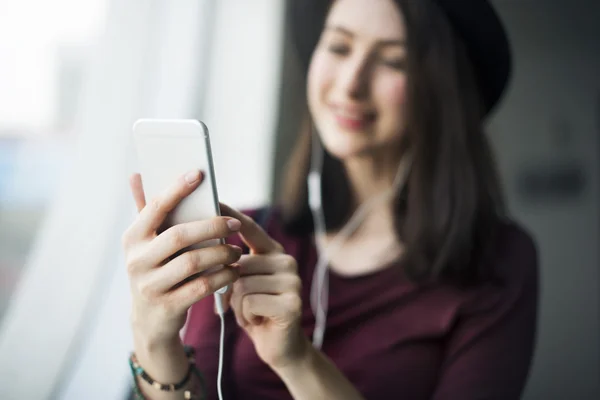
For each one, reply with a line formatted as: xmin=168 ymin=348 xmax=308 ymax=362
xmin=320 ymin=129 xmax=374 ymax=161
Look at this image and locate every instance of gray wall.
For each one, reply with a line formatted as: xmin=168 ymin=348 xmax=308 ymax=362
xmin=490 ymin=1 xmax=600 ymax=398
xmin=274 ymin=0 xmax=600 ymax=398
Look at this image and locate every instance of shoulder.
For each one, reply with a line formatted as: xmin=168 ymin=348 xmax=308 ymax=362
xmin=488 ymin=219 xmax=539 ymax=284
xmin=453 ymin=219 xmax=539 ymax=314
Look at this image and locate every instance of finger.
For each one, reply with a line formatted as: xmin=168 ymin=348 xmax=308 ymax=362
xmin=235 ymin=274 xmax=301 ymax=296
xmin=237 ymin=254 xmax=297 ymax=276
xmin=242 ymin=293 xmax=302 ymax=325
xmin=129 ymin=173 xmax=146 ymax=212
xmin=145 ymin=216 xmax=242 ymax=265
xmin=219 ymin=203 xmax=283 ymax=255
xmin=169 ymin=265 xmax=240 ymax=310
xmin=133 ymin=170 xmax=204 ymax=239
xmin=231 ymin=273 xmax=300 ymax=325
xmin=230 ymin=279 xmax=248 ymax=326
xmin=149 ymin=245 xmax=243 ymax=292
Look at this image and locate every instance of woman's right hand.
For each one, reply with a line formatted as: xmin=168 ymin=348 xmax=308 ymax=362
xmin=122 ymin=169 xmax=242 ymax=348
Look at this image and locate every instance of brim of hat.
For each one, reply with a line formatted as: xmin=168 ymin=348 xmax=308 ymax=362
xmin=289 ymin=0 xmax=513 ymax=115
xmin=436 ymin=0 xmax=512 ymax=114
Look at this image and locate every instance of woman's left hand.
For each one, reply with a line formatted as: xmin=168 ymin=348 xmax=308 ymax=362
xmin=219 ymin=204 xmax=309 ymax=370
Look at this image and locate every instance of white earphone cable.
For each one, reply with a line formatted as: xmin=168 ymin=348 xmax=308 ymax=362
xmin=308 ymin=127 xmax=412 ymax=349
xmin=214 ymin=292 xmax=226 ymax=400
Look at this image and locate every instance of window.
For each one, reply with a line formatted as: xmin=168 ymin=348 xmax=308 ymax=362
xmin=0 ymin=0 xmax=108 ymax=321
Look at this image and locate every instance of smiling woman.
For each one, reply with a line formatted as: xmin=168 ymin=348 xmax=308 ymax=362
xmin=284 ymin=0 xmax=509 ymax=285
xmin=173 ymin=1 xmax=538 ymax=400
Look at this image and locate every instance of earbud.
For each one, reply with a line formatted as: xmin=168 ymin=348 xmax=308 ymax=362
xmin=216 ymin=285 xmax=228 ymax=295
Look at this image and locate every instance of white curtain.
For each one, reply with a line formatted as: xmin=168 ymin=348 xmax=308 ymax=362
xmin=0 ymin=0 xmax=285 ymax=398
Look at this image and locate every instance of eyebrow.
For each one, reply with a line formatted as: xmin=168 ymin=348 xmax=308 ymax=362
xmin=325 ymin=24 xmax=406 ymax=47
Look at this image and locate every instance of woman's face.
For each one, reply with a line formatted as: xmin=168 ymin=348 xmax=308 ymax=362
xmin=307 ymin=0 xmax=408 ymax=161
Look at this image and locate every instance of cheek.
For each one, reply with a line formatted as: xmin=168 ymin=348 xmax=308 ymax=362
xmin=377 ymin=75 xmax=407 ymax=114
xmin=307 ymin=52 xmax=336 ymax=114
xmin=374 ymin=75 xmax=407 ymax=142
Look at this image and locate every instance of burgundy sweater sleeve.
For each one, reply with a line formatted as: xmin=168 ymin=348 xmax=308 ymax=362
xmin=432 ymin=226 xmax=539 ymax=400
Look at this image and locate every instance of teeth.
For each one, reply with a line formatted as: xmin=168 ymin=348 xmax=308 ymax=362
xmin=338 ymin=110 xmax=365 ymax=120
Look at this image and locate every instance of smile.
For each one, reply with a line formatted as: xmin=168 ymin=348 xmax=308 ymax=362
xmin=330 ymin=104 xmax=376 ymax=131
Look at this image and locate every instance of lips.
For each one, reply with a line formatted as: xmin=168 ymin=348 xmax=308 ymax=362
xmin=330 ymin=103 xmax=376 ymax=131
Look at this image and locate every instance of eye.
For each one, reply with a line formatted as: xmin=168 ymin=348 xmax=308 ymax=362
xmin=328 ymin=43 xmax=350 ymax=56
xmin=381 ymin=58 xmax=406 ymax=70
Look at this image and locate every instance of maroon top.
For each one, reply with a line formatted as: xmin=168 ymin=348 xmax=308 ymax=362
xmin=184 ymin=209 xmax=538 ymax=400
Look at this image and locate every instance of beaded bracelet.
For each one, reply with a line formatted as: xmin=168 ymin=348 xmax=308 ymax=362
xmin=129 ymin=345 xmax=207 ymax=399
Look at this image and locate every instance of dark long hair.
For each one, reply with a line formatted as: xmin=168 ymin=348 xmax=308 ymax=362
xmin=281 ymin=0 xmax=506 ymax=286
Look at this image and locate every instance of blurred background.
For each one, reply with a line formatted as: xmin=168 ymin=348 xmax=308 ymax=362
xmin=0 ymin=0 xmax=598 ymax=399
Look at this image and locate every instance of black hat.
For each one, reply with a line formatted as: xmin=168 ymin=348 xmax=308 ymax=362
xmin=289 ymin=0 xmax=513 ymax=115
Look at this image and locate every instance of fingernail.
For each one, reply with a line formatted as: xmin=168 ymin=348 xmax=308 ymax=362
xmin=185 ymin=170 xmax=200 ymax=184
xmin=231 ymin=245 xmax=243 ymax=254
xmin=227 ymin=218 xmax=241 ymax=231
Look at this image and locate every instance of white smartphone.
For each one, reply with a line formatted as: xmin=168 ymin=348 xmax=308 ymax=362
xmin=133 ymin=119 xmax=228 ymax=291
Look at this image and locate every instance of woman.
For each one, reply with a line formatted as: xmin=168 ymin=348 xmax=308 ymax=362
xmin=123 ymin=0 xmax=538 ymax=399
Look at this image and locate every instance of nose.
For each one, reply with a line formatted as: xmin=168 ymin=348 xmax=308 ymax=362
xmin=338 ymin=54 xmax=370 ymax=99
